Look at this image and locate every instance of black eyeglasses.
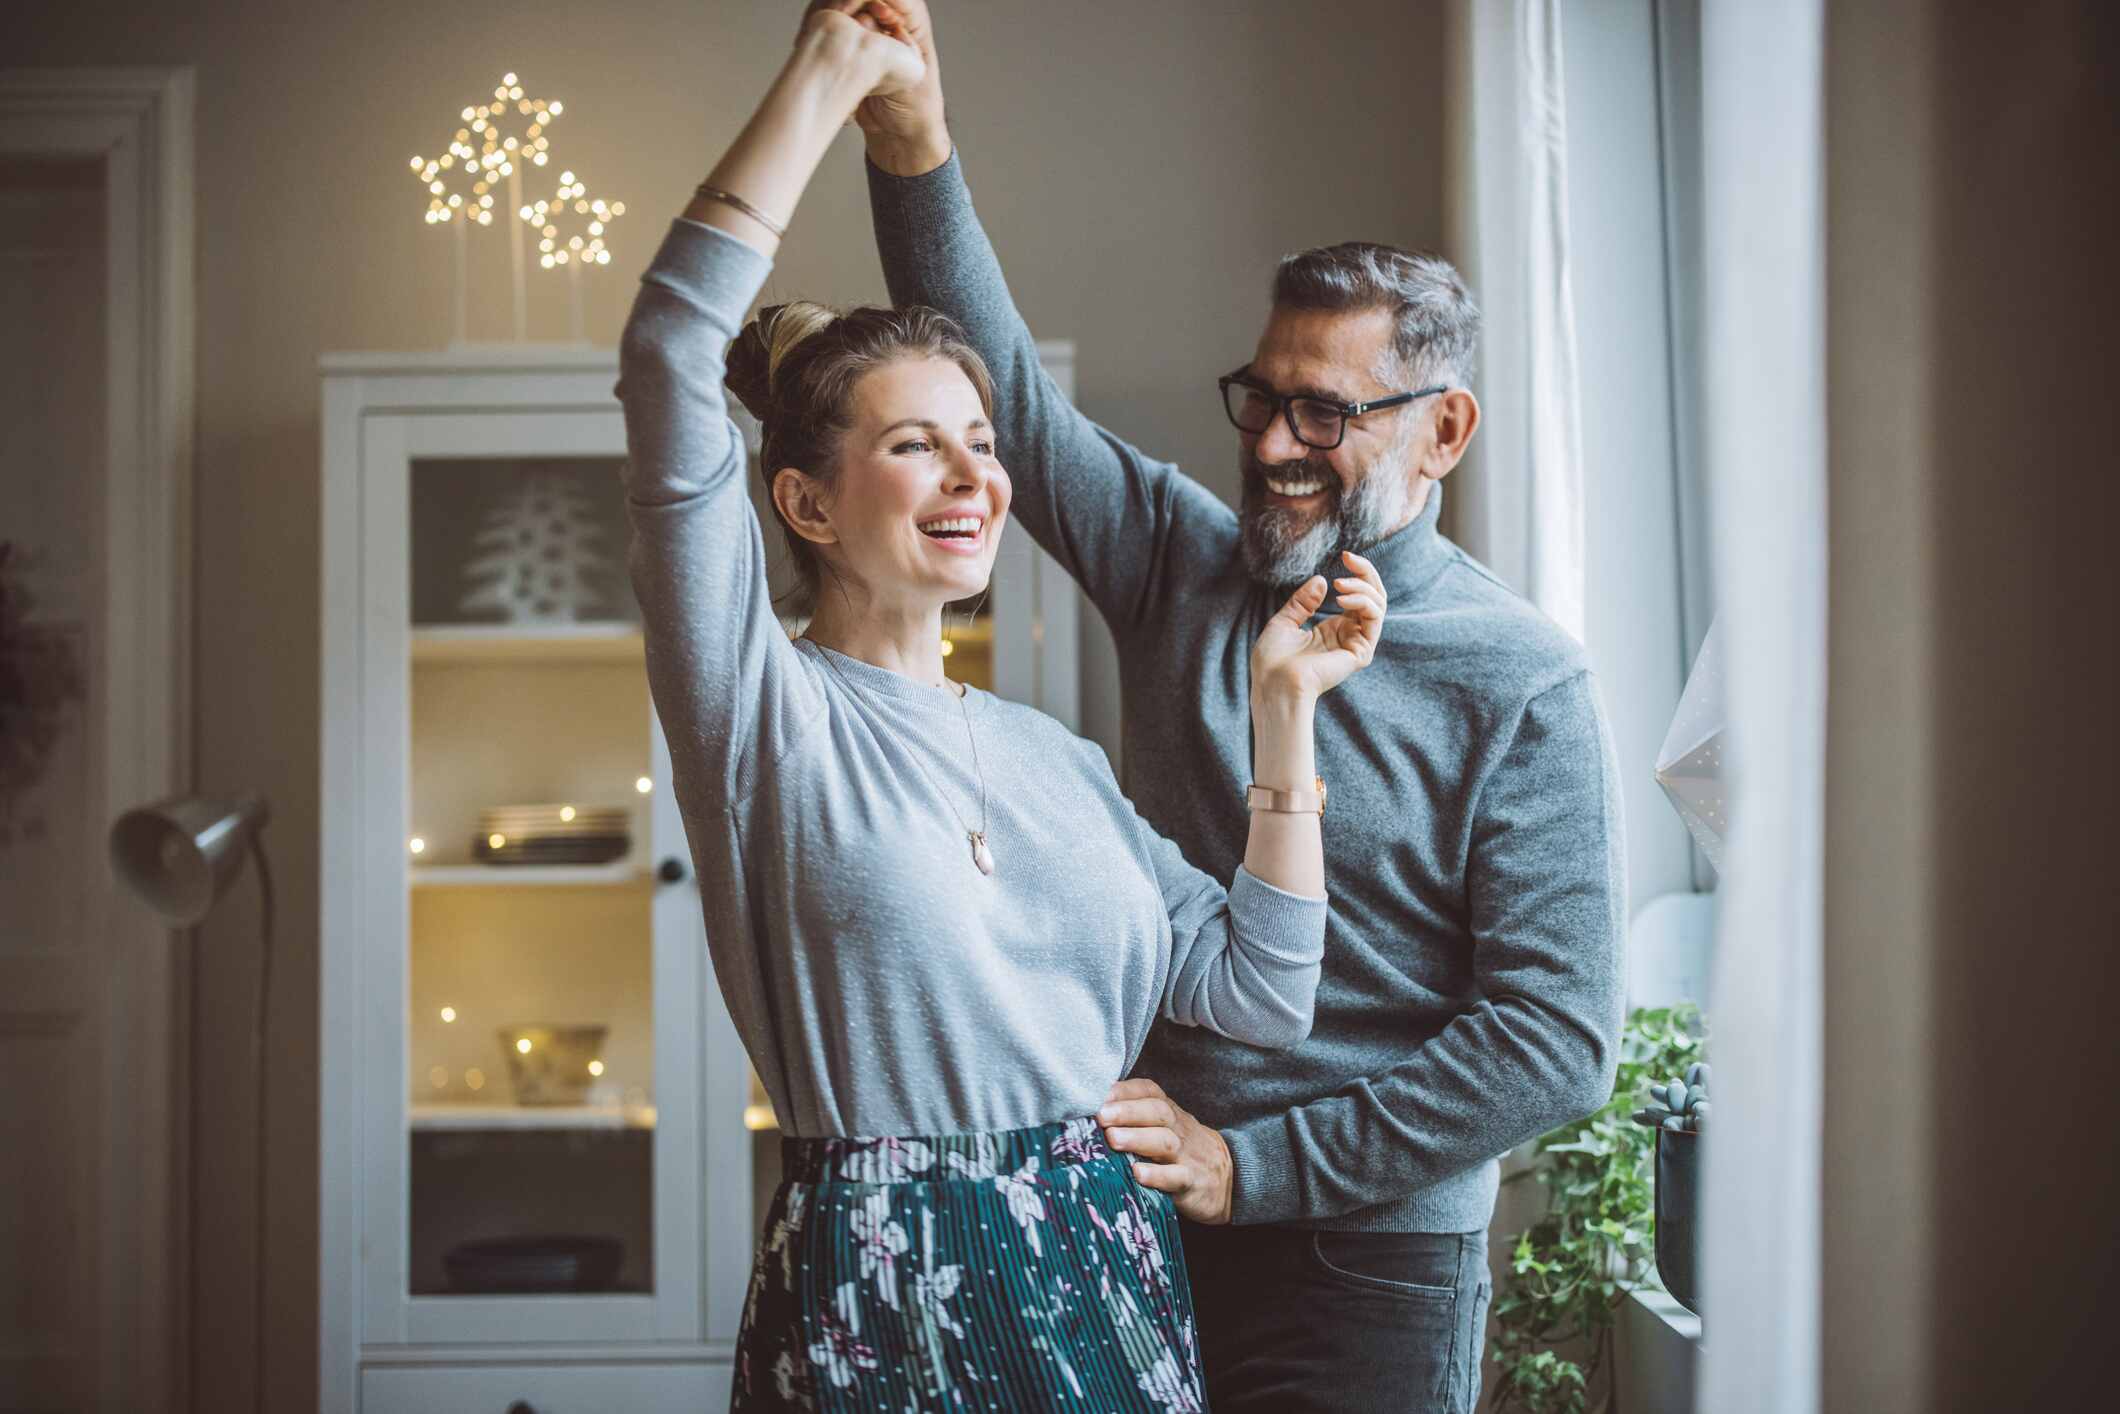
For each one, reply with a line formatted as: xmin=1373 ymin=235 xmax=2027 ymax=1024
xmin=1218 ymin=367 xmax=1448 ymax=451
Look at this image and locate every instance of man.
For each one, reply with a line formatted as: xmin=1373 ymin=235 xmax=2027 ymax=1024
xmin=841 ymin=4 xmax=1626 ymax=1408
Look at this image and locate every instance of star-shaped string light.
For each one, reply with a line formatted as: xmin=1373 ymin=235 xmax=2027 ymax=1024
xmin=522 ymin=170 xmax=626 ymax=269
xmin=409 ymin=71 xmax=565 ymax=227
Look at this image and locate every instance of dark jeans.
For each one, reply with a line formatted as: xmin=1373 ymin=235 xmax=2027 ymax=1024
xmin=1180 ymin=1219 xmax=1491 ymax=1413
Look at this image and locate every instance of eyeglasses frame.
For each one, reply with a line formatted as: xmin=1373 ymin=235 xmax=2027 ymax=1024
xmin=1217 ymin=366 xmax=1450 ymax=451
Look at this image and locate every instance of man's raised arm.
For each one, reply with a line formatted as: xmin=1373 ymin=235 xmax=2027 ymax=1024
xmin=836 ymin=0 xmax=1230 ymax=632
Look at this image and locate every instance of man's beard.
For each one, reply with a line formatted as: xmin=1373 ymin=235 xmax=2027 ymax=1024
xmin=1237 ymin=445 xmax=1417 ymax=586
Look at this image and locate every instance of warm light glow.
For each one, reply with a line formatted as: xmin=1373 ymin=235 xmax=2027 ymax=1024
xmin=559 ymin=805 xmax=576 ymax=822
xmin=408 ymin=836 xmax=426 ymax=854
xmin=742 ymin=1103 xmax=778 ymax=1132
xmin=940 ymin=638 xmax=955 ymax=657
xmin=635 ymin=776 xmax=653 ymax=795
xmin=439 ymin=1005 xmax=456 ymax=1023
xmin=465 ymin=1068 xmax=486 ymax=1091
xmin=587 ymin=1059 xmax=605 ymax=1077
xmin=516 ymin=1037 xmax=533 ymax=1054
xmin=428 ymin=1066 xmax=449 ymax=1090
xmin=502 ymin=71 xmax=518 ymax=86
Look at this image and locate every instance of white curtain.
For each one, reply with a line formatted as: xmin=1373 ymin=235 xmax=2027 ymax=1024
xmin=1696 ymin=0 xmax=1826 ymax=1409
xmin=1446 ymin=0 xmax=1587 ymax=641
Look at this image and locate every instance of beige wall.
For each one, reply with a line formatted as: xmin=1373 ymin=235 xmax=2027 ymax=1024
xmin=11 ymin=1 xmax=1446 ymax=1404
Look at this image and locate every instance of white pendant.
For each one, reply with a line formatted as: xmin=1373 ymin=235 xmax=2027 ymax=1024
xmin=970 ymin=832 xmax=995 ymax=877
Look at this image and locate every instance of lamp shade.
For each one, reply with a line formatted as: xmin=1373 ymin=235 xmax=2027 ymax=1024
xmin=108 ymin=793 xmax=272 ymax=925
xmin=1655 ymin=622 xmax=1728 ymax=871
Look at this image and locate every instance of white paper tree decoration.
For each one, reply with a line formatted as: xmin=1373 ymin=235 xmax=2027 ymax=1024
xmin=1656 ymin=620 xmax=1729 ymax=871
xmin=457 ymin=474 xmax=614 ymax=624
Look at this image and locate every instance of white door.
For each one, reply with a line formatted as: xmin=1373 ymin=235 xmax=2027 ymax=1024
xmin=0 ymin=73 xmax=194 ymax=1414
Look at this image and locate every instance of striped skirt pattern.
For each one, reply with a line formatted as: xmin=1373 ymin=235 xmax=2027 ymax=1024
xmin=732 ymin=1118 xmax=1206 ymax=1412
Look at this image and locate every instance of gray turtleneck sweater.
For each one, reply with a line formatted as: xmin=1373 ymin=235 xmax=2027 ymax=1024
xmin=616 ymin=218 xmax=1328 ymax=1141
xmin=869 ymin=152 xmax=1627 ymax=1233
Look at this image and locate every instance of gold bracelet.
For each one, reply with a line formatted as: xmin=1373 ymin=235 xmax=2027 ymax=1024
xmin=694 ymin=182 xmax=787 ymax=239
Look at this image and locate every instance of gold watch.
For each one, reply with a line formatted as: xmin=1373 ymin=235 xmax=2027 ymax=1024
xmin=1246 ymin=776 xmax=1328 ymax=817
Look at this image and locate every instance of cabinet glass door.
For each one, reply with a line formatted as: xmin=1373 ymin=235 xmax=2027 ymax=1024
xmin=405 ymin=452 xmax=658 ymax=1300
xmin=357 ymin=406 xmax=708 ymax=1348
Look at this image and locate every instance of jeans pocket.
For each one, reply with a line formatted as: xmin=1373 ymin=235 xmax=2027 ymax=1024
xmin=1308 ymin=1230 xmax=1462 ymax=1300
xmin=1459 ymin=1270 xmax=1494 ymax=1413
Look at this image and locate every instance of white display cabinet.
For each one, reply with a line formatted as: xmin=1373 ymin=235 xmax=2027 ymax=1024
xmin=318 ymin=341 xmax=1076 ymax=1412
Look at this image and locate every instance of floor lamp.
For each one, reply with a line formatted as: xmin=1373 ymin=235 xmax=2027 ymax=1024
xmin=109 ymin=794 xmax=273 ymax=1414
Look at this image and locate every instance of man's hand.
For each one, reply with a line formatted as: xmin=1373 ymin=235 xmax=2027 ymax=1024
xmin=1100 ymin=1078 xmax=1235 ymax=1225
xmin=796 ymin=3 xmax=925 ymax=101
xmin=802 ymin=0 xmax=949 ymax=174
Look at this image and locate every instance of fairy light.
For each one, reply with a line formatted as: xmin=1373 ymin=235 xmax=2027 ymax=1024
xmin=523 ymin=168 xmax=625 ymax=270
xmin=411 ymin=70 xmax=565 ymax=229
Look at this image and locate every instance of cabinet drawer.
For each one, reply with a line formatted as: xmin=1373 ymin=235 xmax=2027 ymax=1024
xmin=361 ymin=1361 xmax=729 ymax=1413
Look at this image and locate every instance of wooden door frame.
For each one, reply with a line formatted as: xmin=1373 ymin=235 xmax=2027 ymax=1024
xmin=0 ymin=66 xmax=196 ymax=1413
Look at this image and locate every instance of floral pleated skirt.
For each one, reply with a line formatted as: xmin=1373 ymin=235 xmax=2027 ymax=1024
xmin=732 ymin=1117 xmax=1206 ymax=1412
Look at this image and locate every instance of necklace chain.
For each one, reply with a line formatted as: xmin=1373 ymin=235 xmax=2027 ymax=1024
xmin=811 ymin=642 xmax=992 ymax=870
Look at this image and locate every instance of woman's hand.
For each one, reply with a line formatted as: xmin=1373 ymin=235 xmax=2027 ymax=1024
xmin=795 ymin=1 xmax=926 ymax=103
xmin=803 ymin=0 xmax=950 ymax=172
xmin=1250 ymin=551 xmax=1388 ymax=705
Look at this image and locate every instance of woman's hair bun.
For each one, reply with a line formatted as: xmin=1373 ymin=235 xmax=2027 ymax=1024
xmin=725 ymin=300 xmax=838 ymax=422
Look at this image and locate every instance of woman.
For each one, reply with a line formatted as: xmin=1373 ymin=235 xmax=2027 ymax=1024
xmin=616 ymin=6 xmax=1387 ymax=1409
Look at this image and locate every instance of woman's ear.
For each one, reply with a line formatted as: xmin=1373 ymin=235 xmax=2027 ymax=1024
xmin=771 ymin=466 xmax=839 ymax=547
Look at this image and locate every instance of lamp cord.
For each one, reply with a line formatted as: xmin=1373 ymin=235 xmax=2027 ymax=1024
xmin=248 ymin=835 xmax=275 ymax=1414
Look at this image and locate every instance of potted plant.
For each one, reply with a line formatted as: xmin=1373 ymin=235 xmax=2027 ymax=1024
xmin=1490 ymin=1004 xmax=1706 ymax=1413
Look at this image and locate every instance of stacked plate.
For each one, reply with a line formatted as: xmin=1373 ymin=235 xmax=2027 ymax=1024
xmin=474 ymin=804 xmax=630 ymax=866
xmin=442 ymin=1235 xmax=625 ymax=1294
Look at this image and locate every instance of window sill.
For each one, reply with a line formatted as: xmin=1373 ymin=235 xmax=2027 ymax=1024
xmin=1613 ymin=1286 xmax=1701 ymax=1414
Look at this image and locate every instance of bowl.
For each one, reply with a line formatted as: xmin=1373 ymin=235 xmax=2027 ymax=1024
xmin=497 ymin=1023 xmax=607 ymax=1105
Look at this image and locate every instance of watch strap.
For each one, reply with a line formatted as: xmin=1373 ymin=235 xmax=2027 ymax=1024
xmin=1246 ymin=776 xmax=1328 ymax=817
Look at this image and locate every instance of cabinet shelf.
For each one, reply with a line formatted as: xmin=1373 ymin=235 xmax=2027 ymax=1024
xmin=409 ymin=1102 xmax=658 ymax=1132
xmin=410 ymin=861 xmax=651 ymax=889
xmin=411 ymin=622 xmax=645 ymax=665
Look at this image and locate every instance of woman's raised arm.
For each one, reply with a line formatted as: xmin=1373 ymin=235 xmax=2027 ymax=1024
xmin=616 ymin=7 xmax=922 ymax=812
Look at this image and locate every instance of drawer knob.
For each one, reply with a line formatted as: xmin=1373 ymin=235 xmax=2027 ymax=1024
xmin=505 ymin=1402 xmax=535 ymax=1414
xmin=658 ymin=855 xmax=687 ymax=884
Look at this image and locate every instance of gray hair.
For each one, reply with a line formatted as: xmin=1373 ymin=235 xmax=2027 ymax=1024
xmin=1271 ymin=242 xmax=1481 ymax=389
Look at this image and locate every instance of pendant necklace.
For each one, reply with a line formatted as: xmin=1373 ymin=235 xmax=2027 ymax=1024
xmin=814 ymin=644 xmax=996 ymax=877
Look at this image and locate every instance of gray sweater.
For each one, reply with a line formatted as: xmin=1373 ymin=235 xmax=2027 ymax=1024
xmin=870 ymin=152 xmax=1627 ymax=1233
xmin=616 ymin=219 xmax=1329 ymax=1140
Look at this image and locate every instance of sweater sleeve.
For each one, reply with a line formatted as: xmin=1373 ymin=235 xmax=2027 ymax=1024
xmin=616 ymin=219 xmax=824 ymax=815
xmin=868 ymin=150 xmax=1237 ymax=634
xmin=1134 ymin=803 xmax=1327 ymax=1052
xmin=1219 ymin=673 xmax=1629 ymax=1222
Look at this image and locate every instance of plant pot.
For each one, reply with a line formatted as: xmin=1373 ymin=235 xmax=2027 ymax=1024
xmin=1655 ymin=1127 xmax=1702 ymax=1316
